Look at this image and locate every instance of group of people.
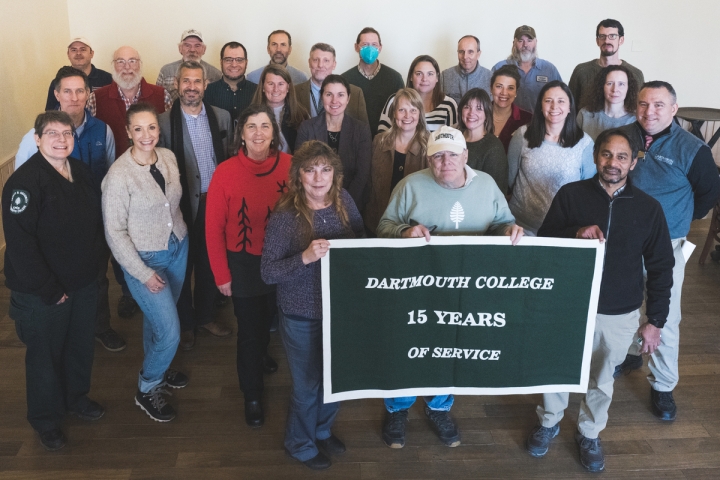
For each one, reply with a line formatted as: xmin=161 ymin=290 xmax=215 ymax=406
xmin=4 ymin=18 xmax=720 ymax=473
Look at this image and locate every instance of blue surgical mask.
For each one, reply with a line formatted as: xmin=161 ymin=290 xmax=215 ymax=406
xmin=359 ymin=45 xmax=379 ymax=65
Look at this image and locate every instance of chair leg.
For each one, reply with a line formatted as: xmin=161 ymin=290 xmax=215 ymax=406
xmin=699 ymin=204 xmax=720 ymax=265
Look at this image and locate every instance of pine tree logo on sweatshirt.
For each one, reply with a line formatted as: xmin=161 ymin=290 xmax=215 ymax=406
xmin=450 ymin=201 xmax=465 ymax=229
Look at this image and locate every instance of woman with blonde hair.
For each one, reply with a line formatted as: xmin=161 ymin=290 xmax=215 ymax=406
xmin=261 ymin=141 xmax=364 ymax=470
xmin=364 ymin=87 xmax=429 ymax=234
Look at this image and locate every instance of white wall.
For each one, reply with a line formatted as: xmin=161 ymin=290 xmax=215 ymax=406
xmin=1 ymin=0 xmax=717 ymax=157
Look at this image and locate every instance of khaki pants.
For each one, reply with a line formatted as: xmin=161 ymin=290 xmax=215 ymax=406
xmin=537 ymin=310 xmax=640 ymax=439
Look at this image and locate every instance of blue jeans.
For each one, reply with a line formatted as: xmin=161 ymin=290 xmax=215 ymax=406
xmin=384 ymin=395 xmax=454 ymax=412
xmin=122 ymin=233 xmax=188 ymax=393
xmin=280 ymin=311 xmax=339 ymax=461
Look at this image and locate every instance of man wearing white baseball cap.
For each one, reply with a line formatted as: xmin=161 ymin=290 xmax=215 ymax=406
xmin=157 ymin=29 xmax=222 ymax=101
xmin=376 ymin=125 xmax=523 ymax=449
xmin=45 ymin=37 xmax=113 ymax=111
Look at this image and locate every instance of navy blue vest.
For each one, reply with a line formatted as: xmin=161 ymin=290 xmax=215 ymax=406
xmin=72 ymin=110 xmax=109 ymax=185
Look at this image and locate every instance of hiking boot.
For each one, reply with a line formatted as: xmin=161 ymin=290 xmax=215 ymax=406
xmin=70 ymin=400 xmax=105 ymax=421
xmin=575 ymin=432 xmax=605 ymax=472
xmin=135 ymin=387 xmax=176 ymax=422
xmin=613 ymin=354 xmax=643 ymax=378
xmin=651 ymin=388 xmax=677 ymax=421
xmin=425 ymin=407 xmax=461 ymax=447
xmin=317 ymin=434 xmax=346 ymax=455
xmin=382 ymin=409 xmax=408 ymax=448
xmin=39 ymin=428 xmax=66 ymax=451
xmin=95 ymin=328 xmax=126 ymax=352
xmin=526 ymin=424 xmax=559 ymax=457
xmin=163 ymin=369 xmax=188 ymax=389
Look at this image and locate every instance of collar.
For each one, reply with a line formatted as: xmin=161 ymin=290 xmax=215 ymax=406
xmin=594 ymin=174 xmax=634 ymax=198
xmin=310 ymin=80 xmax=322 ymax=93
xmin=457 ymin=63 xmax=479 ymax=77
xmin=222 ymin=75 xmax=246 ymax=87
xmin=181 ymin=102 xmax=207 ymax=119
xmin=358 ymin=62 xmax=381 ymax=80
xmin=464 ymin=164 xmax=478 ymax=186
xmin=115 ymin=80 xmax=143 ymax=102
xmin=637 ymin=122 xmax=672 ymax=142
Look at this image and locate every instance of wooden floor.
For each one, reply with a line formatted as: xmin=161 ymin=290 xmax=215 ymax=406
xmin=0 ymin=220 xmax=719 ymax=479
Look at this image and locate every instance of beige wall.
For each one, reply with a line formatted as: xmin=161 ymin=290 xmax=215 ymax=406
xmin=1 ymin=0 xmax=718 ymax=159
xmin=0 ymin=0 xmax=70 ymax=161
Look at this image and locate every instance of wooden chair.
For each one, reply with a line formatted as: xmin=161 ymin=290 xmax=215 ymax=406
xmin=698 ymin=200 xmax=720 ymax=265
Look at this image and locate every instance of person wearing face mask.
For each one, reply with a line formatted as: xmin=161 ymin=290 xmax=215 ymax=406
xmin=342 ymin=27 xmax=405 ymax=137
xmin=251 ymin=64 xmax=309 ymax=154
xmin=364 ymin=88 xmax=429 ymax=234
xmin=378 ymin=55 xmax=458 ymax=133
xmin=458 ymin=88 xmax=508 ymax=192
xmin=508 ymin=81 xmax=595 ymax=236
xmin=295 ymin=75 xmax=372 ymax=210
xmin=576 ymin=65 xmax=637 ymax=140
xmin=491 ymin=65 xmax=532 ymax=153
xmin=247 ymin=30 xmax=308 ymax=85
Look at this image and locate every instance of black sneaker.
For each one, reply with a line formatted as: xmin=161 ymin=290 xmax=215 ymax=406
xmin=163 ymin=369 xmax=189 ymax=389
xmin=382 ymin=409 xmax=408 ymax=448
xmin=300 ymin=452 xmax=331 ymax=470
xmin=651 ymin=388 xmax=677 ymax=421
xmin=317 ymin=434 xmax=346 ymax=455
xmin=135 ymin=387 xmax=176 ymax=422
xmin=613 ymin=353 xmax=643 ymax=378
xmin=95 ymin=328 xmax=127 ymax=352
xmin=575 ymin=432 xmax=605 ymax=472
xmin=526 ymin=424 xmax=559 ymax=457
xmin=71 ymin=400 xmax=105 ymax=421
xmin=263 ymin=354 xmax=278 ymax=374
xmin=39 ymin=428 xmax=67 ymax=451
xmin=117 ymin=296 xmax=138 ymax=318
xmin=425 ymin=407 xmax=461 ymax=447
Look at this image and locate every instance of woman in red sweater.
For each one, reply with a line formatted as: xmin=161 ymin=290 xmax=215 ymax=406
xmin=205 ymin=103 xmax=292 ymax=428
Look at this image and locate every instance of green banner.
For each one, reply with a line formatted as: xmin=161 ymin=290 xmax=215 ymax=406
xmin=321 ymin=236 xmax=604 ymax=402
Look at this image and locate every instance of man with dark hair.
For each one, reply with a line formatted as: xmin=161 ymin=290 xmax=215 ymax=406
xmin=613 ymin=81 xmax=720 ymax=420
xmin=158 ymin=61 xmax=234 ymax=350
xmin=526 ymin=128 xmax=674 ymax=472
xmin=205 ymin=41 xmax=257 ymax=122
xmin=342 ymin=27 xmax=405 ymax=136
xmin=247 ymin=30 xmax=308 ymax=85
xmin=16 ymin=67 xmax=126 ymax=353
xmin=295 ymin=43 xmax=368 ymax=123
xmin=157 ymin=29 xmax=222 ymax=102
xmin=45 ymin=37 xmax=112 ymax=111
xmin=491 ymin=25 xmax=562 ymax=113
xmin=569 ymin=19 xmax=644 ymax=110
xmin=441 ymin=35 xmax=492 ymax=103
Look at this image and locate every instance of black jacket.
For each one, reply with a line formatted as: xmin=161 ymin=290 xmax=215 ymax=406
xmin=2 ymin=152 xmax=103 ymax=304
xmin=538 ymin=176 xmax=674 ymax=326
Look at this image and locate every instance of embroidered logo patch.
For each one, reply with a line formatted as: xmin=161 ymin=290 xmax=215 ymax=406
xmin=10 ymin=190 xmax=29 ymax=214
xmin=536 ymin=75 xmax=549 ymax=82
xmin=654 ymin=154 xmax=674 ymax=166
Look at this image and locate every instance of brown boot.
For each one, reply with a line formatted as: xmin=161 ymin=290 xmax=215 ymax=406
xmin=199 ymin=321 xmax=231 ymax=337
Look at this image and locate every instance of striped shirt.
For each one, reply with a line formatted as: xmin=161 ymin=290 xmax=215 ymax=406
xmin=377 ymin=93 xmax=458 ymax=133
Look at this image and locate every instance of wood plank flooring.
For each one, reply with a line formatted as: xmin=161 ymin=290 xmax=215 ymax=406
xmin=0 ymin=219 xmax=718 ymax=479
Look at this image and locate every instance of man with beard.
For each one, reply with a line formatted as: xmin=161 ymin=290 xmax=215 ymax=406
xmin=526 ymin=128 xmax=674 ymax=472
xmin=45 ymin=37 xmax=112 ymax=111
xmin=613 ymin=82 xmax=720 ymax=420
xmin=295 ymin=43 xmax=368 ymax=122
xmin=157 ymin=29 xmax=222 ymax=102
xmin=441 ymin=35 xmax=492 ymax=104
xmin=491 ymin=26 xmax=562 ymax=113
xmin=205 ymin=41 xmax=257 ymax=122
xmin=569 ymin=19 xmax=644 ymax=110
xmin=158 ymin=61 xmax=233 ymax=350
xmin=247 ymin=30 xmax=308 ymax=85
xmin=88 ymin=46 xmax=172 ymax=159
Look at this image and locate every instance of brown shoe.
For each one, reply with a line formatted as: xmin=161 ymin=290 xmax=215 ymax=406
xmin=180 ymin=330 xmax=195 ymax=351
xmin=200 ymin=321 xmax=232 ymax=337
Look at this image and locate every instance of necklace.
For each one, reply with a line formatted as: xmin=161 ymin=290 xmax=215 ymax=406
xmin=131 ymin=149 xmax=158 ymax=167
xmin=328 ymin=131 xmax=339 ymax=143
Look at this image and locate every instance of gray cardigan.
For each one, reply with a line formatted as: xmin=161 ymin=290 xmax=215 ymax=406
xmin=101 ymin=147 xmax=188 ymax=283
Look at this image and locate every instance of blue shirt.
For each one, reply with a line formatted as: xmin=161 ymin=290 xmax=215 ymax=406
xmin=491 ymin=58 xmax=562 ymax=114
xmin=181 ymin=104 xmax=216 ymax=193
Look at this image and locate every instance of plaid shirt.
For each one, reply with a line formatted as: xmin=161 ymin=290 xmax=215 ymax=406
xmin=182 ymin=104 xmax=216 ymax=193
xmin=87 ymin=83 xmax=173 ymax=116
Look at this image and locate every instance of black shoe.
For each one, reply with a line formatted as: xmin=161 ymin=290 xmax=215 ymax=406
xmin=425 ymin=407 xmax=461 ymax=447
xmin=95 ymin=328 xmax=127 ymax=352
xmin=382 ymin=409 xmax=408 ymax=448
xmin=301 ymin=452 xmax=331 ymax=470
xmin=214 ymin=295 xmax=228 ymax=308
xmin=651 ymin=388 xmax=677 ymax=421
xmin=244 ymin=400 xmax=264 ymax=427
xmin=575 ymin=432 xmax=605 ymax=472
xmin=526 ymin=424 xmax=559 ymax=457
xmin=117 ymin=296 xmax=138 ymax=318
xmin=180 ymin=330 xmax=195 ymax=351
xmin=263 ymin=354 xmax=278 ymax=374
xmin=39 ymin=428 xmax=67 ymax=451
xmin=135 ymin=387 xmax=176 ymax=422
xmin=163 ymin=369 xmax=189 ymax=389
xmin=71 ymin=400 xmax=105 ymax=421
xmin=317 ymin=434 xmax=346 ymax=455
xmin=613 ymin=353 xmax=643 ymax=378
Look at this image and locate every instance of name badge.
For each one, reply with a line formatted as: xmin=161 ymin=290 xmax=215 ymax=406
xmin=536 ymin=75 xmax=549 ymax=83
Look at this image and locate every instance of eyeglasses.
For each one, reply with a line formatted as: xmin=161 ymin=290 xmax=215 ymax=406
xmin=114 ymin=58 xmax=140 ymax=67
xmin=42 ymin=130 xmax=74 ymax=139
xmin=597 ymin=34 xmax=620 ymax=40
xmin=222 ymin=57 xmax=247 ymax=64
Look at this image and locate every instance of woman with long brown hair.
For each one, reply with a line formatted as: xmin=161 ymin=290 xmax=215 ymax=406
xmin=261 ymin=141 xmax=364 ymax=470
xmin=576 ymin=64 xmax=638 ymax=140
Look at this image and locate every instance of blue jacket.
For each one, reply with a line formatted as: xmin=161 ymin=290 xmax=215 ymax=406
xmin=72 ymin=110 xmax=111 ymax=185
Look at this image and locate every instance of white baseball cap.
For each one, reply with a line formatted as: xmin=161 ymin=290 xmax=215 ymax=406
xmin=427 ymin=126 xmax=467 ymax=156
xmin=68 ymin=37 xmax=92 ymax=49
xmin=180 ymin=29 xmax=204 ymax=42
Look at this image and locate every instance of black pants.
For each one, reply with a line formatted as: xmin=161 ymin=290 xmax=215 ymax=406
xmin=233 ymin=292 xmax=276 ymax=401
xmin=178 ymin=199 xmax=218 ymax=332
xmin=10 ymin=281 xmax=98 ymax=433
